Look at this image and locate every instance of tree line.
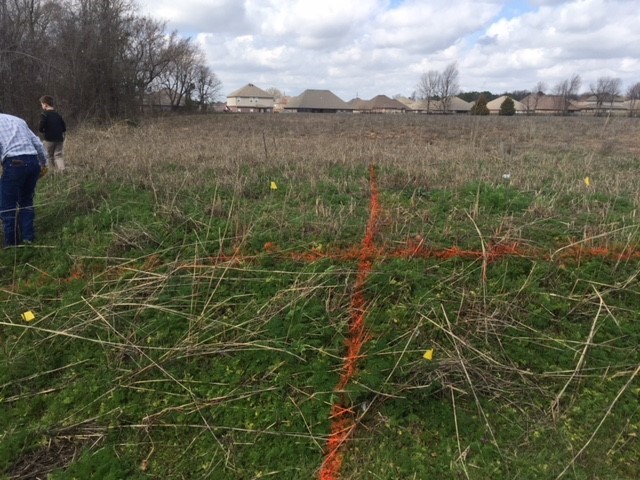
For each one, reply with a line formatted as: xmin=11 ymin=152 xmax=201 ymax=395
xmin=0 ymin=0 xmax=222 ymax=125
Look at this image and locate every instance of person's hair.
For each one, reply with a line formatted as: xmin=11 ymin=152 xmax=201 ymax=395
xmin=39 ymin=95 xmax=55 ymax=107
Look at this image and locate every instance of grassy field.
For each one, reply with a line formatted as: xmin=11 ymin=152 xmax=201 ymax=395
xmin=1 ymin=113 xmax=640 ymax=479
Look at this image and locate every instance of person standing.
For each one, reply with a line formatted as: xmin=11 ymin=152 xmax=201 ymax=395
xmin=0 ymin=113 xmax=48 ymax=247
xmin=38 ymin=95 xmax=66 ymax=171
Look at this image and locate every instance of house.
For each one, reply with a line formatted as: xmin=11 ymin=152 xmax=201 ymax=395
xmin=347 ymin=97 xmax=372 ymax=113
xmin=142 ymin=88 xmax=187 ymax=112
xmin=572 ymin=95 xmax=628 ymax=116
xmin=211 ymin=101 xmax=229 ymax=112
xmin=486 ymin=95 xmax=526 ymax=114
xmin=226 ymin=83 xmax=274 ymax=113
xmin=395 ymin=96 xmax=424 ymax=113
xmin=395 ymin=96 xmax=471 ymax=114
xmin=274 ymin=96 xmax=291 ymax=113
xmin=347 ymin=95 xmax=407 ymax=114
xmin=520 ymin=94 xmax=580 ymax=115
xmin=283 ymin=89 xmax=352 ymax=113
xmin=367 ymin=95 xmax=408 ymax=113
xmin=431 ymin=96 xmax=473 ymax=114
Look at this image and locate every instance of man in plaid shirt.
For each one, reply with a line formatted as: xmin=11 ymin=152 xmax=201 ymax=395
xmin=0 ymin=112 xmax=48 ymax=247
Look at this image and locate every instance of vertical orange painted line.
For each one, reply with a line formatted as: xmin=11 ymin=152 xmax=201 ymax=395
xmin=319 ymin=165 xmax=380 ymax=480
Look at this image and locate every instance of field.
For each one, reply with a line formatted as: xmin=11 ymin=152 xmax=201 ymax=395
xmin=1 ymin=113 xmax=640 ymax=479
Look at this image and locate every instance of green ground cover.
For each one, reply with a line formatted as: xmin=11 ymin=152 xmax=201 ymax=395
xmin=1 ymin=114 xmax=639 ymax=479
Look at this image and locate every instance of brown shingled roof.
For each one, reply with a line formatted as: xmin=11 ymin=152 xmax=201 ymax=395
xmin=486 ymin=95 xmax=526 ymax=112
xmin=227 ymin=83 xmax=273 ymax=98
xmin=367 ymin=95 xmax=407 ymax=111
xmin=285 ymin=90 xmax=352 ymax=111
xmin=520 ymin=94 xmax=580 ymax=112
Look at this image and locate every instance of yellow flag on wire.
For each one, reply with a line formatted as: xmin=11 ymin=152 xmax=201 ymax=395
xmin=423 ymin=349 xmax=434 ymax=361
xmin=22 ymin=311 xmax=35 ymax=322
xmin=584 ymin=176 xmax=591 ymax=187
xmin=270 ymin=181 xmax=278 ymax=190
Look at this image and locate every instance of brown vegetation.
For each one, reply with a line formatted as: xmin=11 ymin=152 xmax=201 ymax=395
xmin=68 ymin=114 xmax=640 ymax=203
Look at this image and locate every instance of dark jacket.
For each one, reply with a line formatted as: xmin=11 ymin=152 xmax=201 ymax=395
xmin=39 ymin=110 xmax=66 ymax=142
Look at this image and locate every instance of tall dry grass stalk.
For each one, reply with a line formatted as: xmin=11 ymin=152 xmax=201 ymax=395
xmin=65 ymin=114 xmax=640 ymax=200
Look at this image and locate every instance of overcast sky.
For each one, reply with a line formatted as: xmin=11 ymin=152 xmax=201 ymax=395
xmin=135 ymin=0 xmax=639 ymax=101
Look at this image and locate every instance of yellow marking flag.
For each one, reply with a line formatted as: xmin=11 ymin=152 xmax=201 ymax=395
xmin=22 ymin=311 xmax=35 ymax=322
xmin=584 ymin=176 xmax=591 ymax=187
xmin=423 ymin=349 xmax=434 ymax=361
xmin=270 ymin=181 xmax=278 ymax=190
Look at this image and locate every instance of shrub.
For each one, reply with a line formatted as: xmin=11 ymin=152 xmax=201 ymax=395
xmin=470 ymin=94 xmax=490 ymax=115
xmin=500 ymin=97 xmax=516 ymax=116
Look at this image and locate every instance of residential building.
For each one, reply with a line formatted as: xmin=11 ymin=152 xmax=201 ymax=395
xmin=227 ymin=83 xmax=274 ymax=113
xmin=431 ymin=96 xmax=473 ymax=114
xmin=572 ymin=95 xmax=628 ymax=116
xmin=520 ymin=94 xmax=581 ymax=115
xmin=142 ymin=88 xmax=187 ymax=113
xmin=367 ymin=95 xmax=408 ymax=113
xmin=486 ymin=95 xmax=526 ymax=114
xmin=283 ymin=90 xmax=352 ymax=113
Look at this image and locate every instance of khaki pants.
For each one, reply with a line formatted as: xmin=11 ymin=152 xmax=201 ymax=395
xmin=44 ymin=140 xmax=65 ymax=170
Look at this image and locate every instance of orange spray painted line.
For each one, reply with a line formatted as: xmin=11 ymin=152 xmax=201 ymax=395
xmin=319 ymin=165 xmax=380 ymax=480
xmin=170 ymin=242 xmax=640 ymax=273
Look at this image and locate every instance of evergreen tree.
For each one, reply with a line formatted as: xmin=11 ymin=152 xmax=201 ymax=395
xmin=499 ymin=97 xmax=516 ymax=116
xmin=459 ymin=91 xmax=495 ymax=103
xmin=470 ymin=94 xmax=490 ymax=115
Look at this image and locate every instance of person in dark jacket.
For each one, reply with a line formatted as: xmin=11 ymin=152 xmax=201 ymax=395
xmin=38 ymin=95 xmax=66 ymax=171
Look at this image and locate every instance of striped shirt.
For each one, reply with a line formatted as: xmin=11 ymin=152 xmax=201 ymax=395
xmin=0 ymin=114 xmax=48 ymax=165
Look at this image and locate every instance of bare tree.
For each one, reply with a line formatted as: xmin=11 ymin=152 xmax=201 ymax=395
xmin=50 ymin=0 xmax=141 ymax=119
xmin=125 ymin=16 xmax=174 ymax=112
xmin=627 ymin=82 xmax=640 ymax=117
xmin=416 ymin=70 xmax=439 ymax=113
xmin=590 ymin=76 xmax=622 ymax=116
xmin=606 ymin=77 xmax=622 ymax=111
xmin=437 ymin=62 xmax=460 ymax=113
xmin=0 ymin=0 xmax=222 ymax=121
xmin=193 ymin=64 xmax=222 ymax=112
xmin=155 ymin=37 xmax=204 ymax=110
xmin=0 ymin=0 xmax=57 ymax=119
xmin=266 ymin=87 xmax=283 ymax=101
xmin=533 ymin=81 xmax=546 ymax=96
xmin=552 ymin=74 xmax=581 ymax=115
xmin=524 ymin=81 xmax=546 ymax=114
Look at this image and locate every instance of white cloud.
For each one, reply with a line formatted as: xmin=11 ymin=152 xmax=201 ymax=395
xmin=135 ymin=0 xmax=640 ymax=99
xmin=371 ymin=1 xmax=500 ymax=53
xmin=246 ymin=0 xmax=382 ymax=49
xmin=462 ymin=0 xmax=640 ymax=92
xmin=138 ymin=0 xmax=250 ymax=33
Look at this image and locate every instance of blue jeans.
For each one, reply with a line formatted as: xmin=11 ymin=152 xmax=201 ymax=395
xmin=1 ymin=155 xmax=41 ymax=246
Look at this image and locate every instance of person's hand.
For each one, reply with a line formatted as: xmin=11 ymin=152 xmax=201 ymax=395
xmin=39 ymin=165 xmax=48 ymax=178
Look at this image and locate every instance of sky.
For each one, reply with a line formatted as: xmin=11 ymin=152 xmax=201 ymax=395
xmin=135 ymin=0 xmax=640 ymax=101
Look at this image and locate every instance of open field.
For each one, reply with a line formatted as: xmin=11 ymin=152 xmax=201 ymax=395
xmin=1 ymin=113 xmax=640 ymax=479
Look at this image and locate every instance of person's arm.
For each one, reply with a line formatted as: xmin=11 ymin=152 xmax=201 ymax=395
xmin=38 ymin=112 xmax=47 ymax=133
xmin=30 ymin=130 xmax=48 ymax=166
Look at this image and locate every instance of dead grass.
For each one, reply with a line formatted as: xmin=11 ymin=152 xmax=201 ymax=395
xmin=65 ymin=114 xmax=640 ymax=202
xmin=6 ymin=426 xmax=105 ymax=480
